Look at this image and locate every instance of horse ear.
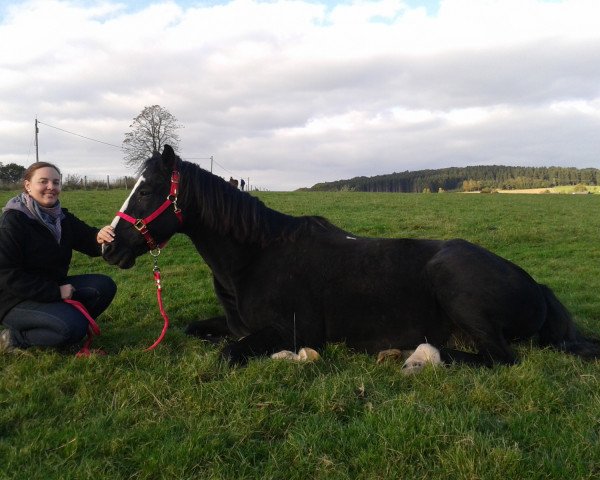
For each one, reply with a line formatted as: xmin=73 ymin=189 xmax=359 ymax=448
xmin=161 ymin=144 xmax=177 ymax=170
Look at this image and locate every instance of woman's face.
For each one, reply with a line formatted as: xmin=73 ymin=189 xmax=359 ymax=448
xmin=24 ymin=167 xmax=62 ymax=207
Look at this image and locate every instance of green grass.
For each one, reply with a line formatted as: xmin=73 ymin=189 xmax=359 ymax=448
xmin=552 ymin=185 xmax=600 ymax=194
xmin=1 ymin=190 xmax=600 ymax=479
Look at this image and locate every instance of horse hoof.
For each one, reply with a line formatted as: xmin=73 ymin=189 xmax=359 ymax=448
xmin=377 ymin=349 xmax=403 ymax=363
xmin=402 ymin=343 xmax=442 ymax=375
xmin=271 ymin=347 xmax=320 ymax=362
xmin=377 ymin=349 xmax=416 ymax=364
xmin=271 ymin=350 xmax=298 ymax=360
xmin=298 ymin=347 xmax=320 ymax=362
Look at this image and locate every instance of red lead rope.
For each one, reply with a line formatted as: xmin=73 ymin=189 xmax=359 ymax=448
xmin=145 ymin=259 xmax=169 ymax=351
xmin=76 ymin=168 xmax=182 ymax=356
xmin=65 ymin=256 xmax=170 ymax=356
xmin=64 ymin=299 xmax=105 ymax=357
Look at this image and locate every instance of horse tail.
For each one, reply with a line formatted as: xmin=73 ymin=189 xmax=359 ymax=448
xmin=539 ymin=284 xmax=600 ymax=359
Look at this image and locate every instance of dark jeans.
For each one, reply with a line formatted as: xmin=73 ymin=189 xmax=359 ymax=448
xmin=3 ymin=274 xmax=117 ymax=349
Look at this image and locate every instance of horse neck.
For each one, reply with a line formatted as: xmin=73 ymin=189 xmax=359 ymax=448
xmin=182 ymin=223 xmax=258 ymax=281
xmin=178 ymin=166 xmax=297 ymax=247
xmin=176 ymin=163 xmax=303 ymax=276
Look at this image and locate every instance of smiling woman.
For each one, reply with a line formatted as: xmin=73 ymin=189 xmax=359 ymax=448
xmin=24 ymin=165 xmax=61 ymax=207
xmin=0 ymin=162 xmax=117 ymax=354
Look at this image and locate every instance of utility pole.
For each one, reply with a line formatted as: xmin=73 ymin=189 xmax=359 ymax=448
xmin=210 ymin=155 xmax=213 ymax=173
xmin=35 ymin=118 xmax=39 ymax=161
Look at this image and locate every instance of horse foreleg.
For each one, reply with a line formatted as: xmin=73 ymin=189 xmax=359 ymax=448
xmin=439 ymin=340 xmax=517 ymax=367
xmin=185 ymin=316 xmax=233 ymax=344
xmin=401 ymin=342 xmax=518 ymax=374
xmin=220 ymin=326 xmax=287 ymax=366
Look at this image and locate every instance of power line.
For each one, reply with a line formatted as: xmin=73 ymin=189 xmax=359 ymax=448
xmin=35 ymin=119 xmax=255 ymax=187
xmin=213 ymin=158 xmax=239 ymax=177
xmin=213 ymin=159 xmax=234 ymax=175
xmin=183 ymin=154 xmax=242 ymax=179
xmin=37 ymin=120 xmax=122 ymax=149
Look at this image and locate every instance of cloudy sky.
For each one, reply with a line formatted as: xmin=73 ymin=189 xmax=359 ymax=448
xmin=1 ymin=0 xmax=600 ymax=190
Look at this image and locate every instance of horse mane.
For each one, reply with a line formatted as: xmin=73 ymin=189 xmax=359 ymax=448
xmin=158 ymin=157 xmax=341 ymax=245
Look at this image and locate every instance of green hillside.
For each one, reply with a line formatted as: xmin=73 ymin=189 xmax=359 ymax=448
xmin=307 ymin=165 xmax=600 ymax=193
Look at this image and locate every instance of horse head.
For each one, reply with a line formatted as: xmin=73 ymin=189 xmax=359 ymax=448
xmin=102 ymin=145 xmax=183 ymax=268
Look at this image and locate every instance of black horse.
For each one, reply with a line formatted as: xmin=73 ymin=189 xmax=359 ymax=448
xmin=102 ymin=145 xmax=600 ymax=368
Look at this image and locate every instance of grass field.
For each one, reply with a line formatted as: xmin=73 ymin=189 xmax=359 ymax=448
xmin=1 ymin=189 xmax=599 ymax=479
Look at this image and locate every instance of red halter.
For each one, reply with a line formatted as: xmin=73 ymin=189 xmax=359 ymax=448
xmin=116 ymin=170 xmax=183 ymax=252
xmin=111 ymin=169 xmax=184 ymax=352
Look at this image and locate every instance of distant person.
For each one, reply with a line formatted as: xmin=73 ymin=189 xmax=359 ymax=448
xmin=0 ymin=162 xmax=116 ymax=353
xmin=229 ymin=177 xmax=239 ymax=189
xmin=240 ymin=178 xmax=246 ymax=191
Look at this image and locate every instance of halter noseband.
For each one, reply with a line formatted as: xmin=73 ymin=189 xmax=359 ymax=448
xmin=116 ymin=170 xmax=183 ymax=253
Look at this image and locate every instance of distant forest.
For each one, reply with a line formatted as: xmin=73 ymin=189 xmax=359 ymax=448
xmin=307 ymin=165 xmax=600 ymax=193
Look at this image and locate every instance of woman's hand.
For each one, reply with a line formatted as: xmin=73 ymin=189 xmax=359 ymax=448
xmin=96 ymin=225 xmax=115 ymax=245
xmin=60 ymin=284 xmax=75 ymax=300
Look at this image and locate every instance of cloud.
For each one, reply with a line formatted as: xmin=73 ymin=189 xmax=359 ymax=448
xmin=1 ymin=0 xmax=600 ymax=190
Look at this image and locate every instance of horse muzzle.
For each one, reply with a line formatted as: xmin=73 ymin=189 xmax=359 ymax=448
xmin=102 ymin=242 xmax=137 ymax=269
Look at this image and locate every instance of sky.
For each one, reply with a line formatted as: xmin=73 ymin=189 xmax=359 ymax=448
xmin=1 ymin=0 xmax=600 ymax=191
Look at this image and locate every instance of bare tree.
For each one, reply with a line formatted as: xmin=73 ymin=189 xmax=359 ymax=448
xmin=122 ymin=105 xmax=182 ymax=170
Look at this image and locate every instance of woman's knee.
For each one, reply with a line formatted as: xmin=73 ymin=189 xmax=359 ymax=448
xmin=60 ymin=315 xmax=89 ymax=346
xmin=70 ymin=274 xmax=117 ymax=313
xmin=95 ymin=274 xmax=117 ymax=300
xmin=72 ymin=273 xmax=116 ymax=296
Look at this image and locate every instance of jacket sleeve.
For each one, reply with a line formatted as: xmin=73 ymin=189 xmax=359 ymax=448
xmin=0 ymin=215 xmax=62 ymax=302
xmin=65 ymin=211 xmax=102 ymax=257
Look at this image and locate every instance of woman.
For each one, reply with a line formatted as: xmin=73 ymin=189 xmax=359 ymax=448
xmin=0 ymin=162 xmax=116 ymax=353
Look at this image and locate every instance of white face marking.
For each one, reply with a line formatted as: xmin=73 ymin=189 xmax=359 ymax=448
xmin=111 ymin=175 xmax=145 ymax=228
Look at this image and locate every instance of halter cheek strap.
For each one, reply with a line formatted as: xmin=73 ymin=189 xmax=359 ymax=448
xmin=117 ymin=170 xmax=183 ymax=252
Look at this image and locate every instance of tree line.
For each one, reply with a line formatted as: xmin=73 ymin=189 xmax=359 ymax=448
xmin=307 ymin=165 xmax=600 ymax=193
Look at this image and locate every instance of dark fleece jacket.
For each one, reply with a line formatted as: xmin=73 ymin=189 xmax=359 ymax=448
xmin=0 ymin=208 xmax=101 ymax=321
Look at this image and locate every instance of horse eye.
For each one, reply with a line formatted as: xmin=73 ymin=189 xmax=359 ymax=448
xmin=138 ymin=190 xmax=151 ymax=197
